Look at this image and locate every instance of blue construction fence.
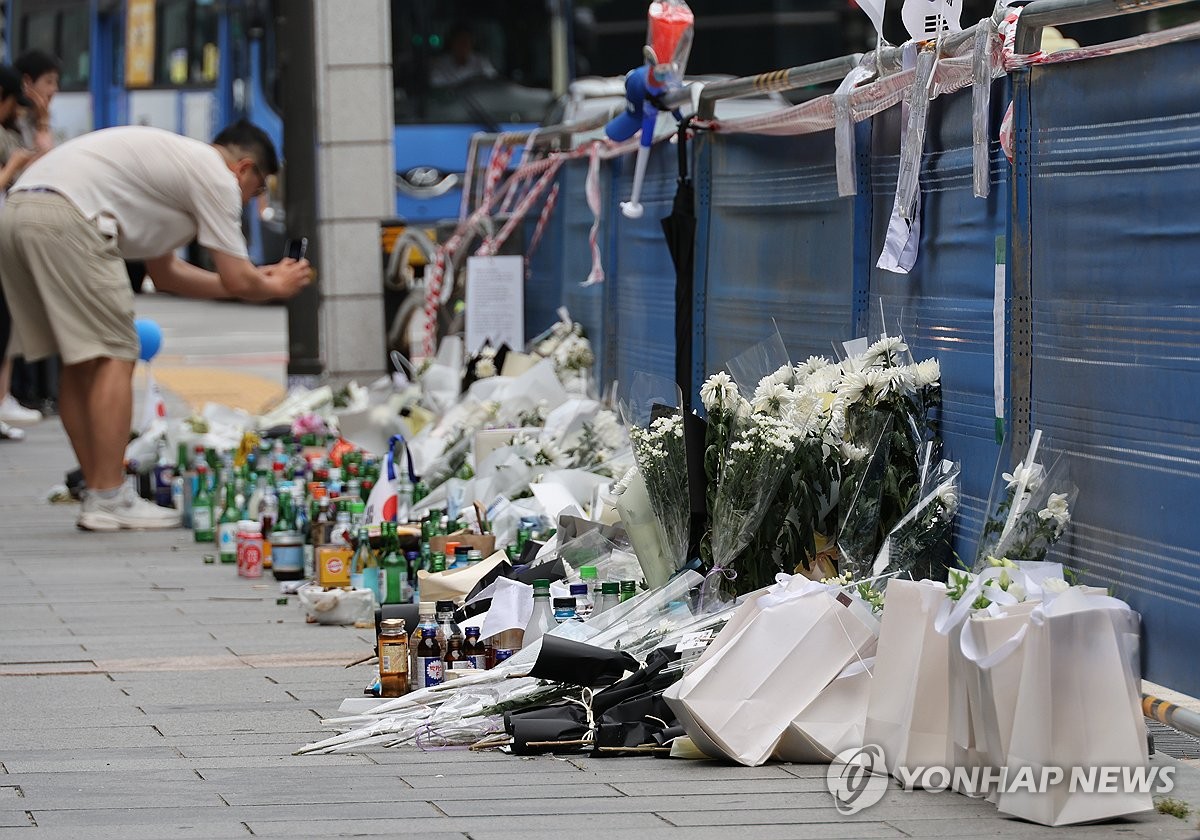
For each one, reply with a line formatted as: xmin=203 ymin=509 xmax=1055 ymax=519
xmin=522 ymin=37 xmax=1200 ymax=697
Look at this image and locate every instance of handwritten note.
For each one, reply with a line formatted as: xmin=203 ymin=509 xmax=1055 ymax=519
xmin=466 ymin=255 xmax=524 ymax=354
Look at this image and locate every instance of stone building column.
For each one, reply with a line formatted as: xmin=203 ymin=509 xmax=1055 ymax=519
xmin=312 ymin=0 xmax=394 ymax=382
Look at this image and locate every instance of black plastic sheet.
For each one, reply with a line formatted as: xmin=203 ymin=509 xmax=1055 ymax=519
xmin=528 ymin=636 xmax=639 ymax=687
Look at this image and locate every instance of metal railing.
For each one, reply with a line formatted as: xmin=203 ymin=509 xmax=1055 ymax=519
xmin=1015 ymin=0 xmax=1199 ymax=53
xmin=695 ymin=54 xmax=864 ymax=120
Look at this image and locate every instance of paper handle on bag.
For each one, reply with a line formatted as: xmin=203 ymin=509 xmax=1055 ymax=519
xmin=959 ymin=616 xmax=1029 ymax=670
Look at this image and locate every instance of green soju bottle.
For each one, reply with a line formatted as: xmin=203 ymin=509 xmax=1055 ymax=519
xmin=381 ymin=523 xmax=410 ymax=605
xmin=217 ymin=480 xmax=240 ymax=563
xmin=192 ymin=464 xmax=215 ymax=543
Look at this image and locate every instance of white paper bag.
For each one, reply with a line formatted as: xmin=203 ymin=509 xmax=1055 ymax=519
xmin=864 ymin=578 xmax=952 ymax=779
xmin=998 ymin=590 xmax=1150 ymax=826
xmin=951 ymin=600 xmax=1040 ymax=799
xmin=775 ymin=656 xmax=876 ymax=763
xmin=664 ymin=576 xmax=879 ymax=767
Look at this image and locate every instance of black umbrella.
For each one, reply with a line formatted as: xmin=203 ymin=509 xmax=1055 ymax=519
xmin=661 ymin=117 xmax=696 ymax=412
xmin=661 ymin=119 xmax=708 ymax=563
xmin=504 ymin=646 xmax=684 ymax=755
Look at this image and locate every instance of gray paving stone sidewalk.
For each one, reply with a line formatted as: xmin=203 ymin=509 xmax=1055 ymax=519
xmin=1 ymin=297 xmax=1198 ymax=838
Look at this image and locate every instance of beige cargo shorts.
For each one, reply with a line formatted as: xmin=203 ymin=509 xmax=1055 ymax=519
xmin=0 ymin=191 xmax=138 ymax=365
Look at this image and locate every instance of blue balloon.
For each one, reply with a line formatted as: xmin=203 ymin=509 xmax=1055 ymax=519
xmin=134 ymin=318 xmax=162 ymax=362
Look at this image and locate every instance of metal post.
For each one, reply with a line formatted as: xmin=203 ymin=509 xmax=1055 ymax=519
xmin=277 ymin=0 xmax=323 ymax=380
xmin=1144 ymin=694 xmax=1200 ymax=742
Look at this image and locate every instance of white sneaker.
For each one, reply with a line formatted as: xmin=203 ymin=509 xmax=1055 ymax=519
xmin=77 ymin=485 xmax=181 ymax=531
xmin=0 ymin=394 xmax=41 ymax=425
xmin=0 ymin=420 xmax=24 ymax=441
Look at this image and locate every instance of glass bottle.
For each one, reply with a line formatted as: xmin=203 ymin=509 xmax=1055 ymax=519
xmin=466 ymin=548 xmax=484 ymax=566
xmin=152 ymin=437 xmax=174 ymax=508
xmin=434 ymin=600 xmax=460 ymax=650
xmin=349 ymin=499 xmax=367 ymax=531
xmin=331 ymin=504 xmax=352 ymax=546
xmin=192 ymin=463 xmax=214 ymax=543
xmin=443 ymin=633 xmax=466 ymax=673
xmin=596 ymin=581 xmax=621 ymax=615
xmin=381 ymin=524 xmax=410 ymax=605
xmin=312 ymin=497 xmax=333 ymax=546
xmin=377 ymin=619 xmax=409 ymax=698
xmin=174 ymin=441 xmax=192 ymax=526
xmin=414 ymin=626 xmax=444 ymax=688
xmin=620 ymin=580 xmax=638 ymax=602
xmin=410 ymin=602 xmax=437 ymax=689
xmin=553 ymin=597 xmax=578 ymax=624
xmin=395 ymin=477 xmax=413 ymax=524
xmin=259 ymin=477 xmax=279 ymax=570
xmin=523 ymin=579 xmax=555 ymax=646
xmin=247 ymin=470 xmax=267 ymax=520
xmin=491 ymin=626 xmax=523 ymax=666
xmin=405 ymin=551 xmax=420 ymax=600
xmin=217 ymin=480 xmax=240 ymax=563
xmin=411 ymin=479 xmax=429 ymax=505
xmin=453 ymin=546 xmax=470 ymax=569
xmin=350 ymin=527 xmax=380 ymax=604
xmin=463 ymin=626 xmax=487 ymax=670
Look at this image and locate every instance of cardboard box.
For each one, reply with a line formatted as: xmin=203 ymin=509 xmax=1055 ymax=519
xmin=316 ymin=545 xmax=353 ymax=588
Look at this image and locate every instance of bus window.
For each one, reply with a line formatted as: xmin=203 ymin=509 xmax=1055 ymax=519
xmin=154 ymin=0 xmax=219 ymax=86
xmin=13 ymin=0 xmax=90 ymax=91
xmin=391 ymin=0 xmax=557 ymax=126
xmin=59 ymin=5 xmax=91 ymax=90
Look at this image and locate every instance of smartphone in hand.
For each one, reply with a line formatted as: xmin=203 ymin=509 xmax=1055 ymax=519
xmin=285 ymin=237 xmax=308 ymax=262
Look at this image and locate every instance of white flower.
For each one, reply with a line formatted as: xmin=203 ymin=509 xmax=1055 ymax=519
xmin=592 ymin=411 xmax=625 ymax=450
xmin=806 ymin=365 xmax=841 ymax=395
xmin=474 ymin=358 xmax=496 ymax=378
xmin=1003 ymin=462 xmax=1046 ymax=493
xmin=1006 ymin=582 xmax=1028 ymax=602
xmin=734 ymin=397 xmax=752 ymax=420
xmin=838 ymin=371 xmax=872 ymax=404
xmin=1041 ymin=577 xmax=1070 ymax=594
xmin=937 ymin=484 xmax=959 ymax=512
xmin=865 ymin=335 xmax=909 ymax=365
xmin=1038 ymin=492 xmax=1070 ymax=529
xmin=913 ymin=358 xmax=941 ymax=388
xmin=839 ymin=442 xmax=870 ymax=463
xmin=647 ymin=414 xmax=683 ymax=440
xmin=751 ymin=381 xmax=791 ymax=417
xmin=700 ymin=371 xmax=739 ymax=413
xmin=795 ymin=355 xmax=831 ymax=379
xmin=879 ymin=365 xmax=915 ymax=396
xmin=784 ymin=391 xmax=822 ymax=434
xmin=730 ymin=439 xmax=753 ymax=453
xmin=767 ymin=364 xmax=796 ymax=388
xmin=611 ymin=466 xmax=638 ymax=496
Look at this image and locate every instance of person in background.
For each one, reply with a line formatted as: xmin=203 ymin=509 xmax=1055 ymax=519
xmin=5 ymin=50 xmax=63 ymax=422
xmin=15 ymin=50 xmax=59 ymax=153
xmin=0 ymin=64 xmax=38 ymax=436
xmin=430 ymin=22 xmax=498 ymax=88
xmin=6 ymin=49 xmax=63 ymax=422
xmin=0 ymin=121 xmax=312 ymax=530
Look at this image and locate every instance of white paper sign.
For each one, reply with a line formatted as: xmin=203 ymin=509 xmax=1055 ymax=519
xmin=466 ymin=255 xmax=524 ymax=354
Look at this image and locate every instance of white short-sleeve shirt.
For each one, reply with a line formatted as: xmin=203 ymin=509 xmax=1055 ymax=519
xmin=11 ymin=125 xmax=249 ymax=261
